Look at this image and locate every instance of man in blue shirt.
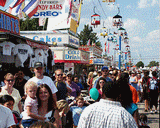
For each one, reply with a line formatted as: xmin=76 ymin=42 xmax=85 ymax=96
xmin=93 ymin=66 xmax=112 ymax=88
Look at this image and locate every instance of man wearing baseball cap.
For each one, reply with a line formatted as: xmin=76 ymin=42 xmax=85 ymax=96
xmin=93 ymin=66 xmax=112 ymax=88
xmin=28 ymin=62 xmax=58 ymax=103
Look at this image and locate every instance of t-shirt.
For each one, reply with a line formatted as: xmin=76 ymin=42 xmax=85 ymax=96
xmin=0 ymin=105 xmax=15 ymax=128
xmin=0 ymin=87 xmax=21 ymax=113
xmin=29 ymin=56 xmax=37 ymax=68
xmin=28 ymin=76 xmax=58 ymax=94
xmin=23 ymin=96 xmax=38 ymax=120
xmin=68 ymin=82 xmax=81 ymax=98
xmin=13 ymin=44 xmax=33 ymax=67
xmin=70 ymin=106 xmax=86 ymax=126
xmin=35 ymin=49 xmax=45 ymax=64
xmin=43 ymin=50 xmax=48 ymax=66
xmin=0 ymin=41 xmax=15 ymax=55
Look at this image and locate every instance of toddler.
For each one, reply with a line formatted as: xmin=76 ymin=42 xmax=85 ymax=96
xmin=22 ymin=81 xmax=45 ymax=128
xmin=69 ymin=96 xmax=86 ymax=128
xmin=0 ymin=95 xmax=18 ymax=124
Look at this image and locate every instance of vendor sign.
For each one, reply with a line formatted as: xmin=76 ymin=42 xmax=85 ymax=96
xmin=65 ymin=50 xmax=80 ymax=60
xmin=32 ymin=0 xmax=65 ymax=18
xmin=0 ymin=10 xmax=20 ymax=35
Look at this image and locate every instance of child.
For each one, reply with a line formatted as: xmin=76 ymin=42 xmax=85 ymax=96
xmin=0 ymin=95 xmax=18 ymax=124
xmin=22 ymin=81 xmax=45 ymax=128
xmin=139 ymin=114 xmax=150 ymax=128
xmin=69 ymin=96 xmax=87 ymax=128
xmin=56 ymin=99 xmax=70 ymax=128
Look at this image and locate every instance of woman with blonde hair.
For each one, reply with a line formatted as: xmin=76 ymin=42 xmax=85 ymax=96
xmin=87 ymin=72 xmax=94 ymax=94
xmin=0 ymin=73 xmax=22 ymax=114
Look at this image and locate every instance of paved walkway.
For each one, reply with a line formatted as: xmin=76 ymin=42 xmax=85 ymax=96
xmin=137 ymin=102 xmax=160 ymax=128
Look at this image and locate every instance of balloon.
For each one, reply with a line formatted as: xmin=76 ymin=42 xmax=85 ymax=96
xmin=89 ymin=88 xmax=99 ymax=101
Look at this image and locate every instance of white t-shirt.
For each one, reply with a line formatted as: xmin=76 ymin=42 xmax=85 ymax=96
xmin=0 ymin=41 xmax=15 ymax=55
xmin=14 ymin=44 xmax=33 ymax=67
xmin=35 ymin=49 xmax=45 ymax=64
xmin=28 ymin=76 xmax=58 ymax=94
xmin=29 ymin=56 xmax=37 ymax=68
xmin=0 ymin=105 xmax=15 ymax=128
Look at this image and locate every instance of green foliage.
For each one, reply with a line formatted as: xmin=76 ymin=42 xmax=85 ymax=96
xmin=147 ymin=61 xmax=159 ymax=67
xmin=78 ymin=24 xmax=100 ymax=46
xmin=20 ymin=17 xmax=48 ymax=31
xmin=136 ymin=61 xmax=144 ymax=68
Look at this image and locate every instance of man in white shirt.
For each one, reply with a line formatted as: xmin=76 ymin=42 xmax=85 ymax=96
xmin=78 ymin=82 xmax=138 ymax=128
xmin=0 ymin=104 xmax=16 ymax=128
xmin=28 ymin=62 xmax=58 ymax=103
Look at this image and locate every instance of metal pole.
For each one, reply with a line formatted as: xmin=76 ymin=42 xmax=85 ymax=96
xmin=118 ymin=36 xmax=121 ymax=69
xmin=125 ymin=53 xmax=127 ymax=69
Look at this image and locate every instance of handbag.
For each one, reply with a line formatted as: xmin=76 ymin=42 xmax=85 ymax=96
xmin=48 ymin=109 xmax=55 ymax=123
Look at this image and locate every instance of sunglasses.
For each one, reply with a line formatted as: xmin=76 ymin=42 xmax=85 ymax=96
xmin=67 ymin=75 xmax=72 ymax=78
xmin=57 ymin=74 xmax=63 ymax=76
xmin=99 ymin=82 xmax=105 ymax=84
xmin=6 ymin=79 xmax=14 ymax=82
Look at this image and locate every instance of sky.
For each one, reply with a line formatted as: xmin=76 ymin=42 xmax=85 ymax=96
xmin=0 ymin=0 xmax=159 ymax=66
xmin=77 ymin=0 xmax=159 ymax=66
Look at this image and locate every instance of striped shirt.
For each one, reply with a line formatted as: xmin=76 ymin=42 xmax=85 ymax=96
xmin=77 ymin=99 xmax=138 ymax=128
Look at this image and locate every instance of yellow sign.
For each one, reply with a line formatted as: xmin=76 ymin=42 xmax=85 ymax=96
xmin=69 ymin=18 xmax=78 ymax=34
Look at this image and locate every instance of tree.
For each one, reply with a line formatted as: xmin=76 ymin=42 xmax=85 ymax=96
xmin=78 ymin=24 xmax=100 ymax=46
xmin=136 ymin=61 xmax=144 ymax=68
xmin=147 ymin=61 xmax=159 ymax=67
xmin=20 ymin=17 xmax=48 ymax=31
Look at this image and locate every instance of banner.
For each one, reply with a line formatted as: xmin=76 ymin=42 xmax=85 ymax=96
xmin=47 ymin=0 xmax=82 ymax=31
xmin=32 ymin=0 xmax=65 ymax=18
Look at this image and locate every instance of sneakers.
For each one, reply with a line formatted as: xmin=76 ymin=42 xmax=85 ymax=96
xmin=155 ymin=110 xmax=157 ymax=114
xmin=150 ymin=111 xmax=153 ymax=114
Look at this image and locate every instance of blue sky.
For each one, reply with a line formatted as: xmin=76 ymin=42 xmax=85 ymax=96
xmin=0 ymin=0 xmax=159 ymax=66
xmin=77 ymin=0 xmax=159 ymax=66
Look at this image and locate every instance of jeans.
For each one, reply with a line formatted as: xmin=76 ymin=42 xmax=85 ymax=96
xmin=21 ymin=119 xmax=37 ymax=128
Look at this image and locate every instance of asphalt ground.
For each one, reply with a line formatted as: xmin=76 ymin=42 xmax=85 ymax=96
xmin=137 ymin=101 xmax=160 ymax=128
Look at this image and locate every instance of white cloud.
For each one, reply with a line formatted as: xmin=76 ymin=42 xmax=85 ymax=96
xmin=138 ymin=0 xmax=159 ymax=8
xmin=132 ymin=36 xmax=143 ymax=43
xmin=138 ymin=0 xmax=148 ymax=8
xmin=126 ymin=5 xmax=132 ymax=9
xmin=146 ymin=29 xmax=159 ymax=42
xmin=123 ymin=18 xmax=145 ymax=37
xmin=151 ymin=0 xmax=159 ymax=6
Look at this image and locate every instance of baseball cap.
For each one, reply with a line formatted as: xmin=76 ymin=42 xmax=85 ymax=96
xmin=101 ymin=66 xmax=108 ymax=71
xmin=34 ymin=62 xmax=43 ymax=68
xmin=66 ymin=71 xmax=72 ymax=76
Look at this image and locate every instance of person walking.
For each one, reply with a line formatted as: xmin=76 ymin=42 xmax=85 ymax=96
xmin=142 ymin=70 xmax=150 ymax=112
xmin=93 ymin=66 xmax=112 ymax=88
xmin=148 ymin=71 xmax=159 ymax=114
xmin=87 ymin=72 xmax=94 ymax=94
xmin=28 ymin=62 xmax=58 ymax=104
xmin=130 ymin=72 xmax=138 ymax=91
xmin=77 ymin=82 xmax=138 ymax=128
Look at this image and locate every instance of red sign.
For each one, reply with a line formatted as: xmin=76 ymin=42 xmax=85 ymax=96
xmin=0 ymin=10 xmax=20 ymax=35
xmin=26 ymin=40 xmax=49 ymax=50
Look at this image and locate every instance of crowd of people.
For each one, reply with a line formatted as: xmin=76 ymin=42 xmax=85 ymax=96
xmin=0 ymin=62 xmax=159 ymax=128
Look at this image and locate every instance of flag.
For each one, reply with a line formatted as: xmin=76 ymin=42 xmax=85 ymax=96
xmin=105 ymin=42 xmax=107 ymax=52
xmin=22 ymin=0 xmax=40 ymax=18
xmin=9 ymin=0 xmax=25 ymax=8
xmin=39 ymin=18 xmax=46 ymax=26
xmin=87 ymin=39 xmax=91 ymax=46
xmin=0 ymin=0 xmax=10 ymax=7
xmin=7 ymin=1 xmax=26 ymax=19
